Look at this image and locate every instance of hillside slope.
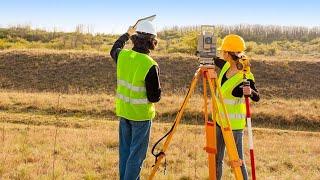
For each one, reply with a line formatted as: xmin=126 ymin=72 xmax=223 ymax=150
xmin=0 ymin=49 xmax=319 ymax=99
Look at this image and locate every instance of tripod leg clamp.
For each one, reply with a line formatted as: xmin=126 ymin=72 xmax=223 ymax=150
xmin=228 ymin=159 xmax=243 ymax=168
xmin=203 ymin=147 xmax=217 ymax=154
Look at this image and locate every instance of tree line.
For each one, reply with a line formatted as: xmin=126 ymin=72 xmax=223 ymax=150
xmin=0 ymin=24 xmax=319 ymax=57
xmin=158 ymin=24 xmax=320 ymax=43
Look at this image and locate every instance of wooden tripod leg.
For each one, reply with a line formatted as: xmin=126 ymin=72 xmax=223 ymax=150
xmin=203 ymin=72 xmax=217 ymax=180
xmin=203 ymin=72 xmax=209 ymax=126
xmin=207 ymin=78 xmax=244 ymax=180
xmin=148 ymin=68 xmax=201 ymax=180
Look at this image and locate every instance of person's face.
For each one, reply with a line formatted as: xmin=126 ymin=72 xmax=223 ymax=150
xmin=221 ymin=51 xmax=230 ymax=61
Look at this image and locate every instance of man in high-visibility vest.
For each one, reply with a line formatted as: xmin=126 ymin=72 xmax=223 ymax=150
xmin=214 ymin=34 xmax=260 ymax=180
xmin=110 ymin=21 xmax=161 ymax=180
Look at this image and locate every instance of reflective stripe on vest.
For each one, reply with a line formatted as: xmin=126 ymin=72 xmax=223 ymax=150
xmin=117 ymin=93 xmax=148 ymax=105
xmin=223 ymin=98 xmax=244 ymax=105
xmin=220 ymin=113 xmax=246 ymax=120
xmin=117 ymin=79 xmax=146 ymax=92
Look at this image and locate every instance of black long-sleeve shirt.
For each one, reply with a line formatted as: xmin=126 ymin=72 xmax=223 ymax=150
xmin=110 ymin=33 xmax=161 ymax=102
xmin=214 ymin=57 xmax=260 ymax=102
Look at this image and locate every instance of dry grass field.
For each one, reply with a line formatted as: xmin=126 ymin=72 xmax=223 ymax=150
xmin=0 ymin=90 xmax=318 ymax=179
xmin=0 ymin=49 xmax=319 ymax=179
xmin=0 ymin=120 xmax=319 ymax=179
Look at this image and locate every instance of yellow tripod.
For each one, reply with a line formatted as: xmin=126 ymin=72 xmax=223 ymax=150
xmin=149 ymin=64 xmax=243 ymax=180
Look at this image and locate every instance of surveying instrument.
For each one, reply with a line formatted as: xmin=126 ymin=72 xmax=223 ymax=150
xmin=149 ymin=26 xmax=245 ymax=180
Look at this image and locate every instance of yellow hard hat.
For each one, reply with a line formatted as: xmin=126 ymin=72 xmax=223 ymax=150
xmin=218 ymin=34 xmax=246 ymax=52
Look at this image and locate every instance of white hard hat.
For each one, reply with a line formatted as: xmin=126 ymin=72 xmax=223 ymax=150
xmin=136 ymin=20 xmax=157 ymax=36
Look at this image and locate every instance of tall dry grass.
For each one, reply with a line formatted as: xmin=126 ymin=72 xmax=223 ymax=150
xmin=0 ymin=120 xmax=319 ymax=179
xmin=0 ymin=90 xmax=318 ymax=131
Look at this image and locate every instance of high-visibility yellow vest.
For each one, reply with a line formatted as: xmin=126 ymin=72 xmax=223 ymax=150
xmin=217 ymin=62 xmax=254 ymax=130
xmin=116 ymin=49 xmax=158 ymax=121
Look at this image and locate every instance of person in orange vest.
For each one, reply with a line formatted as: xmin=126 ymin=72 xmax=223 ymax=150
xmin=110 ymin=21 xmax=161 ymax=180
xmin=214 ymin=34 xmax=260 ymax=180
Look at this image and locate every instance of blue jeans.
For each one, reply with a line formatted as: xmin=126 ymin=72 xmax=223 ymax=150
xmin=119 ymin=117 xmax=152 ymax=180
xmin=216 ymin=125 xmax=248 ymax=180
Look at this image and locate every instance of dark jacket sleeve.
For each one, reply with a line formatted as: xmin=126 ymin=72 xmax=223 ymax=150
xmin=232 ymin=79 xmax=260 ymax=102
xmin=110 ymin=33 xmax=130 ymax=63
xmin=213 ymin=57 xmax=226 ymax=69
xmin=145 ymin=65 xmax=161 ymax=103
